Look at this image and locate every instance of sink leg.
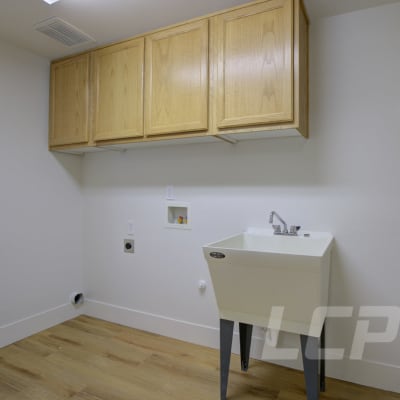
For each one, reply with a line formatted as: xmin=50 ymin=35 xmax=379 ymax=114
xmin=220 ymin=319 xmax=234 ymax=400
xmin=320 ymin=323 xmax=326 ymax=392
xmin=239 ymin=323 xmax=253 ymax=371
xmin=300 ymin=334 xmax=319 ymax=400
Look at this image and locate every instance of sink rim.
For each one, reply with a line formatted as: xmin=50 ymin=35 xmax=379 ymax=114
xmin=204 ymin=228 xmax=334 ymax=258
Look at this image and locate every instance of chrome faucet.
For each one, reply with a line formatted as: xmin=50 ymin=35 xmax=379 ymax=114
xmin=269 ymin=211 xmax=288 ymax=234
xmin=269 ymin=211 xmax=300 ymax=236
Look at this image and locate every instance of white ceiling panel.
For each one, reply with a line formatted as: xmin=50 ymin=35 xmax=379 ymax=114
xmin=0 ymin=0 xmax=399 ymax=60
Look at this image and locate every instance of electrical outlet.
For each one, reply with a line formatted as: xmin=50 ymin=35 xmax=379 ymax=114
xmin=124 ymin=239 xmax=134 ymax=253
xmin=166 ymin=185 xmax=175 ymax=200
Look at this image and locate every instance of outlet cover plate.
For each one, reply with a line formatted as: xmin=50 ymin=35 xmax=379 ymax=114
xmin=124 ymin=239 xmax=134 ymax=253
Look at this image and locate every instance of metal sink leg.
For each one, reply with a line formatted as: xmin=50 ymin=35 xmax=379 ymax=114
xmin=220 ymin=319 xmax=234 ymax=400
xmin=300 ymin=323 xmax=326 ymax=400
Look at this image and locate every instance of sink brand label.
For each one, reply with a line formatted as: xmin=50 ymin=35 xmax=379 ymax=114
xmin=210 ymin=252 xmax=226 ymax=259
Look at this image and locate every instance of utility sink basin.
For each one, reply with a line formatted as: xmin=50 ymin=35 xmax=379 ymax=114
xmin=203 ymin=228 xmax=334 ymax=337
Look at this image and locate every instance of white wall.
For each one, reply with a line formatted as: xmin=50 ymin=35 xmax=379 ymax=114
xmin=1 ymin=0 xmax=399 ymax=393
xmin=82 ymin=2 xmax=400 ymax=393
xmin=0 ymin=39 xmax=84 ymax=346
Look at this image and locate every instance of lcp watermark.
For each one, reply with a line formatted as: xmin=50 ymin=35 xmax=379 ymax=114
xmin=263 ymin=306 xmax=400 ymax=360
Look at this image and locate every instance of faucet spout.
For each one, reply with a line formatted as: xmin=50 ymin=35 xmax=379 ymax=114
xmin=269 ymin=211 xmax=288 ymax=234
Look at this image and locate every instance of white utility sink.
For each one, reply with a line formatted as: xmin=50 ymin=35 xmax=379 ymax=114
xmin=203 ymin=228 xmax=334 ymax=337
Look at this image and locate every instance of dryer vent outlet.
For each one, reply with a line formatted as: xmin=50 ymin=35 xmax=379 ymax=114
xmin=70 ymin=292 xmax=84 ymax=306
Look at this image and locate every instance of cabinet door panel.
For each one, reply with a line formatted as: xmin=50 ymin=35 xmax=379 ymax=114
xmin=92 ymin=38 xmax=144 ymax=141
xmin=145 ymin=20 xmax=209 ymax=136
xmin=50 ymin=54 xmax=89 ymax=146
xmin=215 ymin=0 xmax=293 ymax=129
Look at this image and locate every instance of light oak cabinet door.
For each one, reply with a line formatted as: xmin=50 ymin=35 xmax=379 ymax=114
xmin=50 ymin=54 xmax=90 ymax=146
xmin=145 ymin=20 xmax=209 ymax=136
xmin=92 ymin=38 xmax=144 ymax=141
xmin=213 ymin=0 xmax=293 ymax=129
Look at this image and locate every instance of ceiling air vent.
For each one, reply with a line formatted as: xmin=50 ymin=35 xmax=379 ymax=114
xmin=34 ymin=17 xmax=95 ymax=47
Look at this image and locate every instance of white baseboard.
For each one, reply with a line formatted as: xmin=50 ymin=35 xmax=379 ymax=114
xmin=261 ymin=354 xmax=400 ymax=394
xmin=84 ymin=298 xmax=268 ymax=357
xmin=84 ymin=298 xmax=400 ymax=394
xmin=83 ymin=298 xmax=222 ymax=349
xmin=0 ymin=303 xmax=81 ymax=348
xmin=329 ymin=358 xmax=400 ymax=394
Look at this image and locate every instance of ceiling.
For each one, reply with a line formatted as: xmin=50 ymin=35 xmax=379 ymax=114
xmin=0 ymin=0 xmax=399 ymax=60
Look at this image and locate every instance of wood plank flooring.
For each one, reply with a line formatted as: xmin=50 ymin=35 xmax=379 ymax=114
xmin=0 ymin=315 xmax=399 ymax=400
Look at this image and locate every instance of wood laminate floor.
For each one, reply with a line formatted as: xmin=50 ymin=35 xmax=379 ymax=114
xmin=0 ymin=315 xmax=399 ymax=399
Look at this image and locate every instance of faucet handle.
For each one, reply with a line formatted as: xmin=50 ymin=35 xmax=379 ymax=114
xmin=272 ymin=224 xmax=281 ymax=234
xmin=289 ymin=225 xmax=301 ymax=235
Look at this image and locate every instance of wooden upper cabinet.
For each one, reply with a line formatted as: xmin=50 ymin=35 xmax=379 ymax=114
xmin=49 ymin=0 xmax=308 ymax=150
xmin=213 ymin=0 xmax=294 ymax=129
xmin=49 ymin=54 xmax=90 ymax=147
xmin=92 ymin=38 xmax=144 ymax=141
xmin=145 ymin=20 xmax=209 ymax=136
